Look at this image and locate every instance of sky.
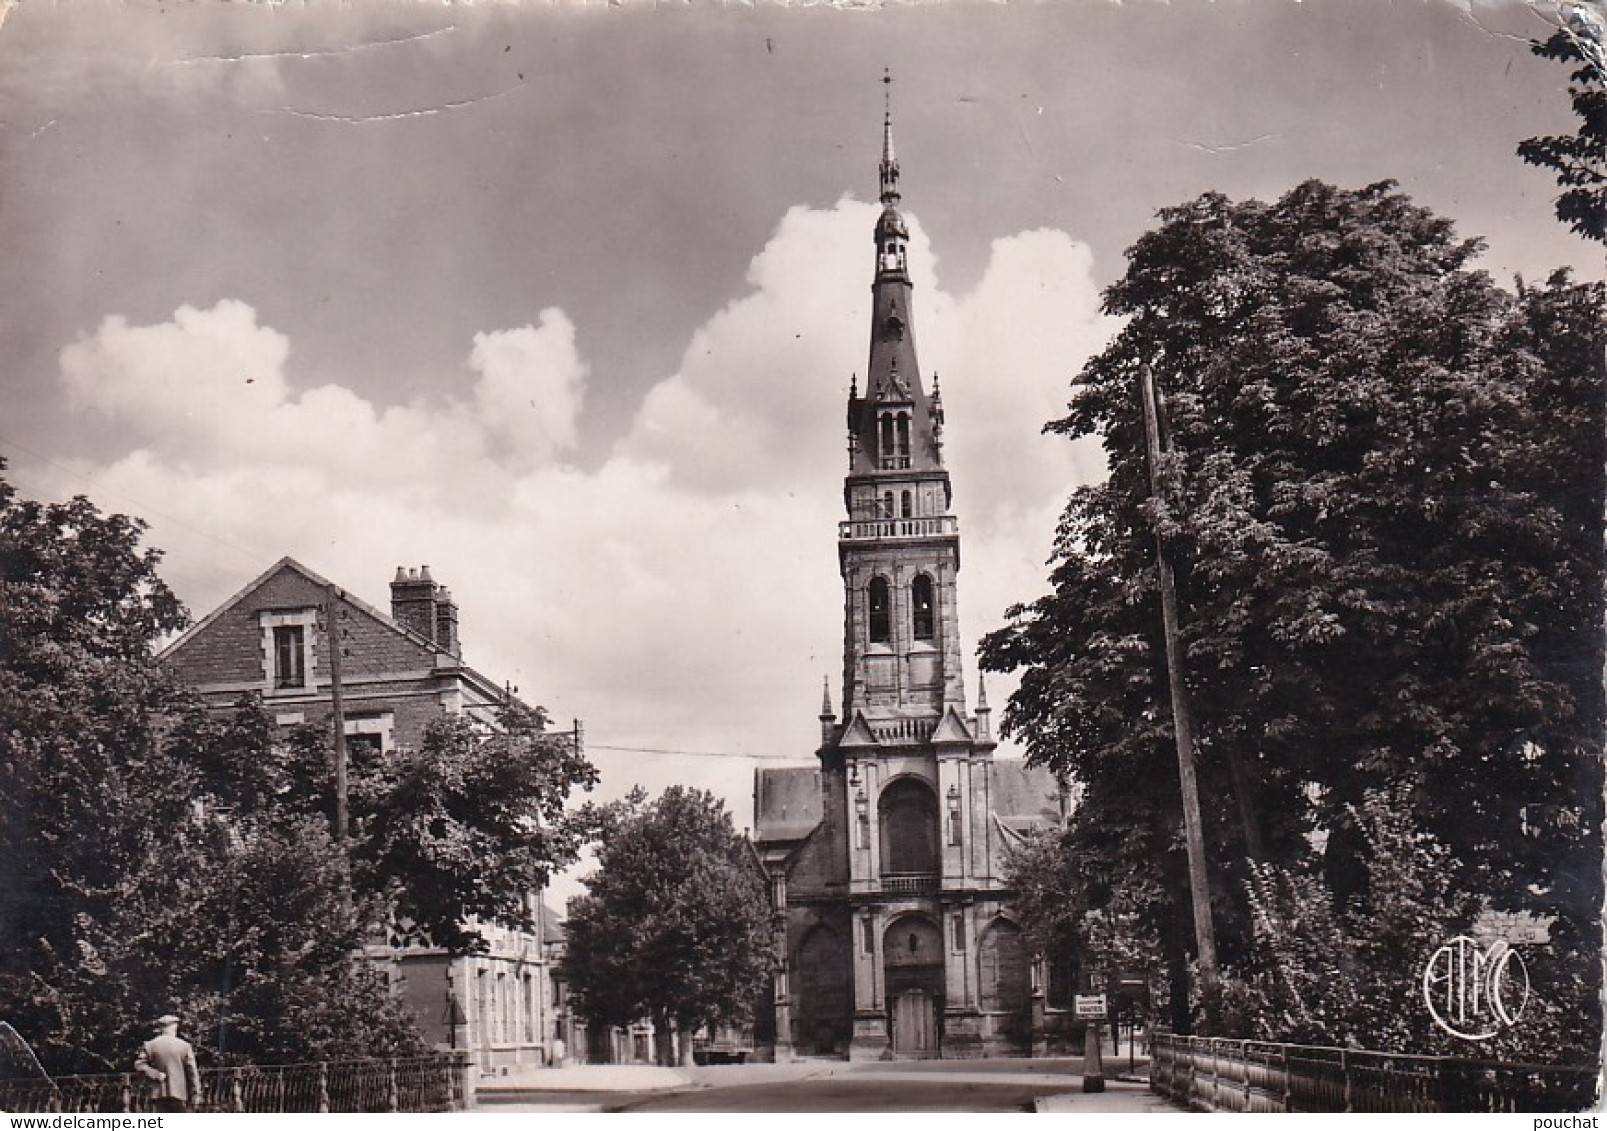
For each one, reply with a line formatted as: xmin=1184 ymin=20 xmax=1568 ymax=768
xmin=1 ymin=0 xmax=1600 ymax=902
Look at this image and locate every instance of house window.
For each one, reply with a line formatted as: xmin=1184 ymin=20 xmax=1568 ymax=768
xmin=260 ymin=608 xmax=318 ymax=694
xmin=868 ymin=577 xmax=891 ymax=644
xmin=901 ymin=491 xmax=912 ymax=519
xmin=344 ymin=713 xmax=394 ymax=761
xmin=953 ymin=913 xmax=966 ymax=952
xmin=273 ymin=625 xmax=306 ymax=688
xmin=912 ymin=575 xmax=934 ymax=641
xmin=861 ymin=916 xmax=875 ymax=955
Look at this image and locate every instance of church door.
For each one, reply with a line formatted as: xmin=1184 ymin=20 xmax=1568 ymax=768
xmin=891 ymin=988 xmax=935 ymax=1055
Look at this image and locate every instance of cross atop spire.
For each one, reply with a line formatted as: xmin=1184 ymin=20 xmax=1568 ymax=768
xmin=879 ymin=69 xmax=900 ymax=206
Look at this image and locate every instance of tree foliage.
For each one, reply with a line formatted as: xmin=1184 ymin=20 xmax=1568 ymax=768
xmin=1519 ymin=15 xmax=1607 ymax=243
xmin=980 ymin=182 xmax=1605 ymax=1045
xmin=357 ymin=703 xmax=597 ymax=952
xmin=0 ymin=472 xmax=421 ymax=1071
xmin=563 ymin=787 xmax=774 ymax=1065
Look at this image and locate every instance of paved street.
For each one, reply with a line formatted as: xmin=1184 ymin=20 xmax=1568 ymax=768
xmin=474 ymin=1056 xmax=1185 ymax=1113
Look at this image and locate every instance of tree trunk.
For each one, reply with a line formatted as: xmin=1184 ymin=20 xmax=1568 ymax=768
xmin=1225 ymin=745 xmax=1265 ymax=866
xmin=653 ymin=1015 xmax=674 ymax=1067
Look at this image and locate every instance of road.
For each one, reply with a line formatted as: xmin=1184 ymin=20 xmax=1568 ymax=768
xmin=476 ymin=1056 xmax=1178 ymax=1114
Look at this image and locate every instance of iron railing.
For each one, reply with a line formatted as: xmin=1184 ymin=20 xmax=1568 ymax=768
xmin=839 ymin=516 xmax=958 ymax=543
xmin=879 ymin=872 xmax=939 ymax=894
xmin=1150 ymin=1034 xmax=1599 ymax=1113
xmin=0 ymin=1054 xmax=469 ymax=1113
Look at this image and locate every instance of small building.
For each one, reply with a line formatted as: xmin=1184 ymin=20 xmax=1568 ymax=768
xmin=160 ymin=556 xmax=576 ymax=1072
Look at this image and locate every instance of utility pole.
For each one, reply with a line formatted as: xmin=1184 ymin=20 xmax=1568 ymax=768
xmin=1139 ymin=364 xmax=1220 ymax=1015
xmin=325 ymin=583 xmax=349 ymax=846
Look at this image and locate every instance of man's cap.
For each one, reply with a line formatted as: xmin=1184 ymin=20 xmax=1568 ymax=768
xmin=153 ymin=1014 xmax=180 ymax=1027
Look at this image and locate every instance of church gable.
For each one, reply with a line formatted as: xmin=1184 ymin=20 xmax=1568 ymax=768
xmin=929 ymin=705 xmax=975 ymax=746
xmin=836 ymin=711 xmax=881 ymax=751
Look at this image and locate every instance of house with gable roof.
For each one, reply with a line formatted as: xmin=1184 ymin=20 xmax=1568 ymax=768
xmin=160 ymin=556 xmax=579 ymax=1072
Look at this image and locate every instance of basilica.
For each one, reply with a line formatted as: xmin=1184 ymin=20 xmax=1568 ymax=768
xmin=752 ymin=103 xmax=1067 ymax=1061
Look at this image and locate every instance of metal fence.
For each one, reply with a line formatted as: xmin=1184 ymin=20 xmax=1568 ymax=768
xmin=0 ymin=1054 xmax=469 ymax=1113
xmin=1151 ymin=1034 xmax=1600 ymax=1113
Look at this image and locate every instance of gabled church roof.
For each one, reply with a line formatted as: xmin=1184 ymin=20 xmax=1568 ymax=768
xmin=753 ymin=766 xmax=824 ymax=844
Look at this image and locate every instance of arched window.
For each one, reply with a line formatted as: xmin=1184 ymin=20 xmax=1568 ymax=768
xmin=896 ymin=414 xmax=911 ymax=465
xmin=901 ymin=491 xmax=913 ymax=519
xmin=878 ymin=778 xmax=939 ymax=875
xmin=868 ymin=577 xmax=891 ymax=644
xmin=879 ymin=415 xmax=896 ymax=467
xmin=882 ymin=491 xmax=895 ymax=519
xmin=911 ymin=574 xmax=934 ymax=641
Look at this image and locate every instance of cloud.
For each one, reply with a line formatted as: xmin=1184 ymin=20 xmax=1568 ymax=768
xmin=469 ymin=312 xmax=587 ymax=470
xmin=60 ymin=298 xmax=586 ymax=507
xmin=37 ymin=199 xmax=1114 ymax=900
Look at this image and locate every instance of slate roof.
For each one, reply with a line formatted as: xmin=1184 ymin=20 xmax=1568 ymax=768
xmin=753 ymin=766 xmax=824 ymax=843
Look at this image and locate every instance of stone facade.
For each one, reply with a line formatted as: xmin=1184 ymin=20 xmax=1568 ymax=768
xmin=160 ymin=556 xmax=571 ymax=1073
xmin=752 ymin=111 xmax=1066 ymax=1061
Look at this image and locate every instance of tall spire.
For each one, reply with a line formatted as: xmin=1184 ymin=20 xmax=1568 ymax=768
xmin=879 ymin=69 xmax=900 ymax=207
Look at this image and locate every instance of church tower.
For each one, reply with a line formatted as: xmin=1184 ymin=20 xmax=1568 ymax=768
xmin=835 ymin=81 xmax=971 ymax=733
xmin=753 ymin=79 xmax=1060 ymax=1064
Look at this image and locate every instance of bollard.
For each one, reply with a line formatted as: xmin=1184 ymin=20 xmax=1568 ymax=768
xmin=1082 ymin=1020 xmax=1106 ymax=1093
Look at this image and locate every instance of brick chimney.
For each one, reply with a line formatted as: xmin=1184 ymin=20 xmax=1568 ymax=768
xmin=434 ymin=587 xmax=460 ymax=657
xmin=390 ymin=565 xmax=460 ymax=656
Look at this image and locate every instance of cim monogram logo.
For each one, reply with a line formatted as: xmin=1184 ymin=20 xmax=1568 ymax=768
xmin=1421 ymin=935 xmax=1530 ymax=1041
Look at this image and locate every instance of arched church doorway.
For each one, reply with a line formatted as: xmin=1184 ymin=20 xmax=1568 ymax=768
xmin=883 ymin=915 xmax=944 ymax=1057
xmin=794 ymin=924 xmax=852 ymax=1055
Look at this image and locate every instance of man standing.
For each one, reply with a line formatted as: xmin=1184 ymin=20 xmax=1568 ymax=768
xmin=135 ymin=1014 xmax=201 ymax=1112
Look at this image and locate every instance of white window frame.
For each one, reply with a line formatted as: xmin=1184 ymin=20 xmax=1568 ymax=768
xmin=260 ymin=609 xmax=318 ymax=695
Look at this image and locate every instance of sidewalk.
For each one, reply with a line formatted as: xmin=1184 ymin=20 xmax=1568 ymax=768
xmin=477 ymin=1062 xmax=696 ymax=1096
xmin=1034 ymin=1078 xmax=1186 ymax=1113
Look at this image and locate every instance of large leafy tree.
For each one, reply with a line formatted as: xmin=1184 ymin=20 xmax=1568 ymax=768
xmin=357 ymin=702 xmax=597 ymax=952
xmin=1519 ymin=10 xmax=1607 ymax=243
xmin=0 ymin=473 xmax=419 ymax=1070
xmin=980 ymin=182 xmax=1605 ymax=1041
xmin=563 ymin=787 xmax=773 ymax=1066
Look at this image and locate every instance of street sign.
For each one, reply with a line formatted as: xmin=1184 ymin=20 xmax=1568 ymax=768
xmin=1074 ymin=994 xmax=1108 ymax=1019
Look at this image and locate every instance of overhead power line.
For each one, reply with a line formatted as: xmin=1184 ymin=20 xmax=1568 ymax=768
xmin=586 ymin=743 xmax=807 ymax=763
